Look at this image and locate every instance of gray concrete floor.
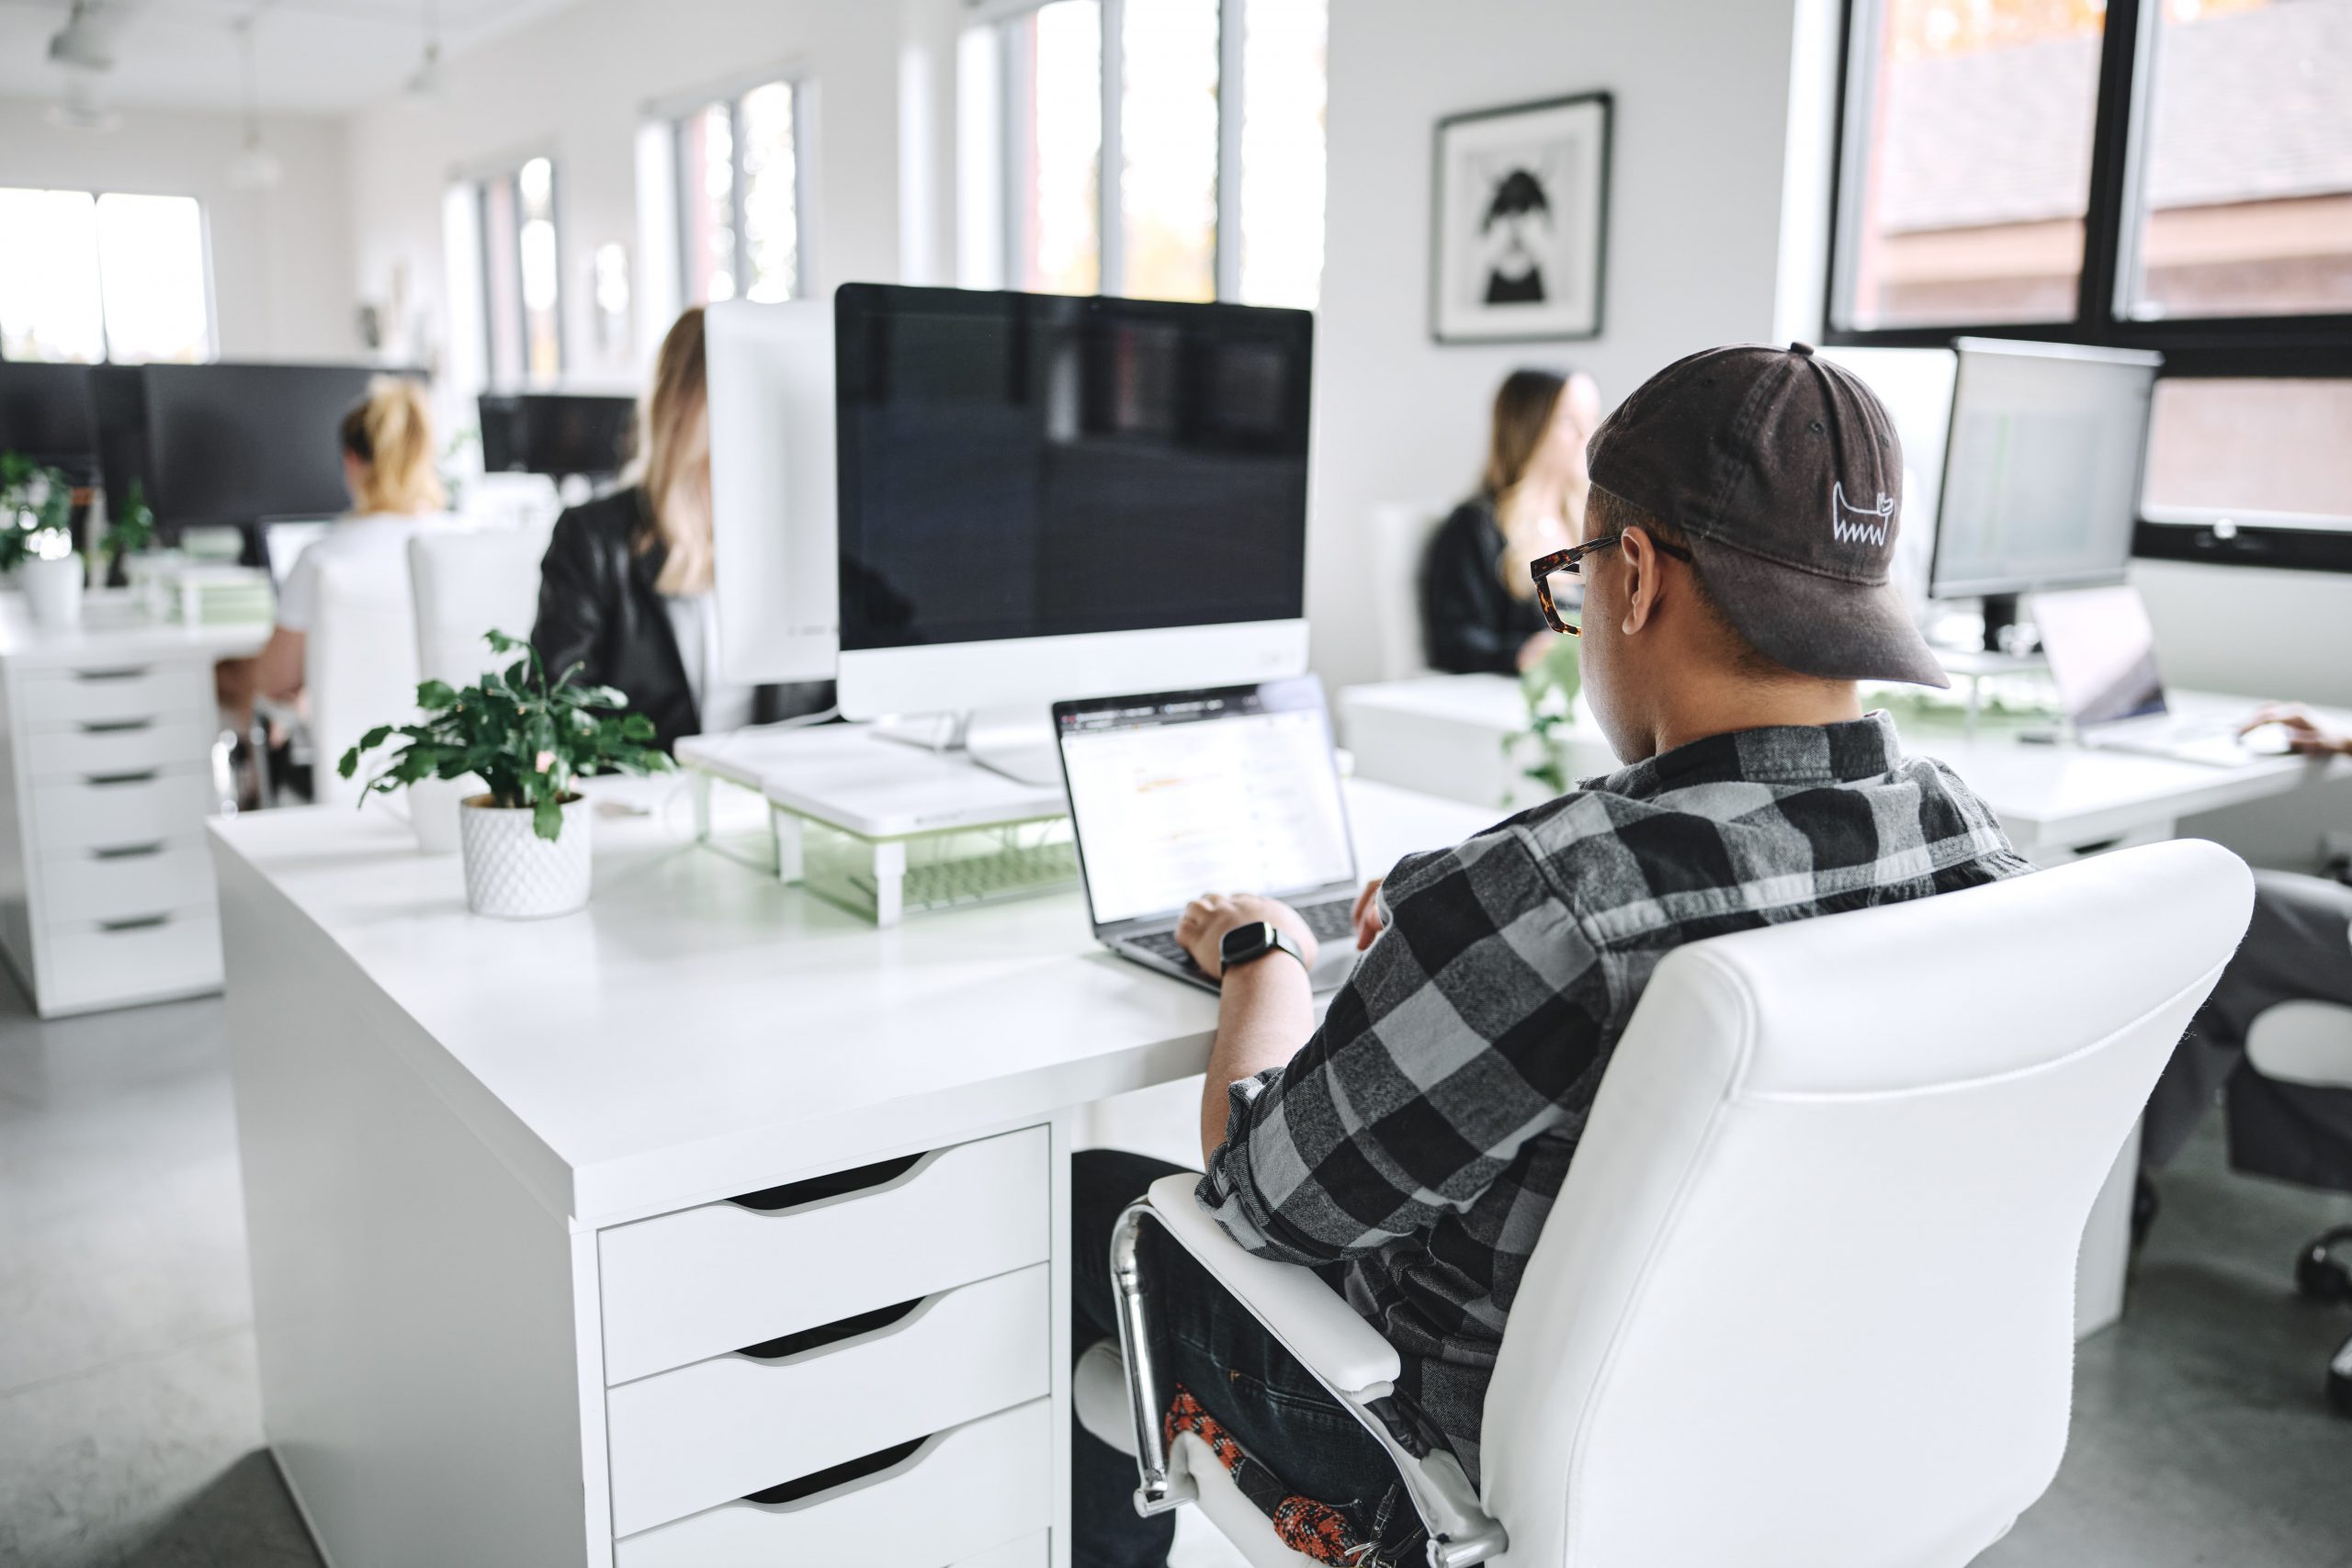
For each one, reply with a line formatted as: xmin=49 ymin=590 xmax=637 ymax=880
xmin=2 ymin=983 xmax=2349 ymax=1568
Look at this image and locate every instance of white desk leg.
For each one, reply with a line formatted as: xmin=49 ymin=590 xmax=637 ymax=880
xmin=773 ymin=808 xmax=803 ymax=884
xmin=690 ymin=770 xmax=713 ymax=842
xmin=2075 ymin=1118 xmax=2143 ymax=1340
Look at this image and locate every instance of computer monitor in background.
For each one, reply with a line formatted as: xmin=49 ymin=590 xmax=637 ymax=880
xmin=1814 ymin=345 xmax=1955 ymax=619
xmin=1931 ymin=338 xmax=2161 ymax=648
xmin=0 ymin=363 xmax=97 ymax=483
xmin=139 ymin=363 xmax=384 ymax=536
xmin=831 ymin=285 xmax=1314 ymax=771
xmin=479 ymin=393 xmax=636 ymax=478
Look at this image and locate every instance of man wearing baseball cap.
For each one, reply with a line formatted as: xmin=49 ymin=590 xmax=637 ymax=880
xmin=1069 ymin=345 xmax=2032 ymax=1566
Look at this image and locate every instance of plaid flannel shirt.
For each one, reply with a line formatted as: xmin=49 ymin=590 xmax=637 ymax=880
xmin=1198 ymin=712 xmax=2030 ymax=1479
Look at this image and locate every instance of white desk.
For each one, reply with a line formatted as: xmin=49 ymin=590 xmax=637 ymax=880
xmin=0 ymin=593 xmax=265 ymax=1015
xmin=209 ymin=777 xmax=1490 ymax=1568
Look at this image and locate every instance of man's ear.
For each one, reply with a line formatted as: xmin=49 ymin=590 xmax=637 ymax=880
xmin=1618 ymin=525 xmax=1662 ymax=636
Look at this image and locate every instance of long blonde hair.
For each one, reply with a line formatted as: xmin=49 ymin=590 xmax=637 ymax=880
xmin=634 ymin=308 xmax=713 ymax=596
xmin=1482 ymin=367 xmax=1589 ymax=599
xmin=340 ymin=377 xmax=444 ymax=515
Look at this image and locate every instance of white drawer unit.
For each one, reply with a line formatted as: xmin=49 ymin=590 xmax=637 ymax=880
xmin=614 ymin=1398 xmax=1052 ymax=1568
xmin=598 ymin=1125 xmax=1052 ymax=1384
xmin=19 ymin=662 xmax=211 ymax=729
xmin=39 ymin=839 xmax=215 ymax=927
xmin=29 ymin=716 xmax=214 ymax=780
xmin=32 ymin=769 xmax=215 ymax=852
xmin=40 ymin=912 xmax=221 ymax=1016
xmin=606 ymin=1262 xmax=1051 ymax=1536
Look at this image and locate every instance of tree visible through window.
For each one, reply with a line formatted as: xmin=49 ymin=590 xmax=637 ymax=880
xmin=479 ymin=157 xmax=564 ymax=388
xmin=676 ymin=81 xmax=802 ymax=306
xmin=0 ymin=187 xmax=211 ymax=364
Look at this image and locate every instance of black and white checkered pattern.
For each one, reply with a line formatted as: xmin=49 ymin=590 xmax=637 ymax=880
xmin=1198 ymin=712 xmax=2030 ymax=1479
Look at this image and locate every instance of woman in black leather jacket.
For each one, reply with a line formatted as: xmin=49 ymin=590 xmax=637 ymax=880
xmin=532 ymin=308 xmax=829 ymax=751
xmin=1420 ymin=367 xmax=1600 ymax=675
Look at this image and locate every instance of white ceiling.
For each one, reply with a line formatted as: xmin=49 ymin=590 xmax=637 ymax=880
xmin=0 ymin=0 xmax=582 ymax=118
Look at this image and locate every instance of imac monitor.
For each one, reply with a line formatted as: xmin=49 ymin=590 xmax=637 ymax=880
xmin=0 ymin=363 xmax=97 ymax=482
xmin=831 ymin=285 xmax=1314 ymax=723
xmin=479 ymin=392 xmax=636 ymax=478
xmin=139 ymin=363 xmax=385 ymax=534
xmin=1928 ymin=338 xmax=2161 ymax=602
xmin=1815 ymin=345 xmax=1954 ymax=615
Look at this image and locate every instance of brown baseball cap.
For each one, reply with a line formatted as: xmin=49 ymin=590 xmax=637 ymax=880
xmin=1586 ymin=342 xmax=1949 ymax=688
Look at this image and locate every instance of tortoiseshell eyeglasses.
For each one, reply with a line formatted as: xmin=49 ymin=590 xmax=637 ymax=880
xmin=1528 ymin=531 xmax=1694 ymax=636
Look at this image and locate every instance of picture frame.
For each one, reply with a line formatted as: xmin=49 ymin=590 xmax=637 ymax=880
xmin=1430 ymin=91 xmax=1613 ymax=344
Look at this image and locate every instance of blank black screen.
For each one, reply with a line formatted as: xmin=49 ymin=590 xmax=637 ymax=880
xmin=0 ymin=363 xmax=96 ymax=479
xmin=141 ymin=363 xmax=386 ymax=529
xmin=480 ymin=392 xmax=637 ymax=477
xmin=834 ymin=286 xmax=1312 ymax=651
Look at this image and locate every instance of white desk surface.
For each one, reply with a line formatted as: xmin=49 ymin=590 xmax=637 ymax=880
xmin=207 ymin=778 xmax=1494 ymax=1230
xmin=679 ymin=725 xmax=1069 ymax=836
xmin=1341 ymin=674 xmax=2343 ymax=853
xmin=0 ymin=590 xmax=267 ymax=668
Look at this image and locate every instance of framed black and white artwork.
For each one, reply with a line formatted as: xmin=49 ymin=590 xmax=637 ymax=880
xmin=1430 ymin=92 xmax=1612 ymax=344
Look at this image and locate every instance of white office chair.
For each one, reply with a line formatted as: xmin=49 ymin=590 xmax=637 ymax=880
xmin=2245 ymin=999 xmax=2352 ymax=1416
xmin=1370 ymin=502 xmax=1445 ymax=682
xmin=1078 ymin=840 xmax=2255 ymax=1567
xmin=307 ymin=550 xmax=428 ymax=813
xmin=403 ymin=526 xmax=554 ymax=852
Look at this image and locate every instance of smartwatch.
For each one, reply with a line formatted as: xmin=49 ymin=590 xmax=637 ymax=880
xmin=1219 ymin=920 xmax=1308 ymax=977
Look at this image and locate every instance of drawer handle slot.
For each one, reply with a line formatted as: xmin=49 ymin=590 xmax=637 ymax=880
xmin=2069 ymin=838 xmax=2123 ymax=857
xmin=737 ymin=1295 xmax=922 ymax=1361
xmin=728 ymin=1151 xmax=925 ymax=1213
xmin=70 ymin=667 xmax=153 ymax=682
xmin=92 ymin=842 xmax=167 ymax=861
xmin=84 ymin=770 xmax=162 ymax=787
xmin=79 ymin=718 xmax=154 ymax=735
xmin=741 ymin=1434 xmax=929 ymax=1508
xmin=98 ymin=915 xmax=171 ymax=933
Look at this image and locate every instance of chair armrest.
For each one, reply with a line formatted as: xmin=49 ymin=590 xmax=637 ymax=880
xmin=1143 ymin=1172 xmax=1401 ymax=1397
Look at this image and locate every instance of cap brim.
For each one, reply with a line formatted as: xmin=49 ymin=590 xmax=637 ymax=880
xmin=1690 ymin=537 xmax=1951 ymax=689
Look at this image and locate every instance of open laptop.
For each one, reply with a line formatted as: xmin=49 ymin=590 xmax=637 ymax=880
xmin=2034 ymin=584 xmax=2285 ymax=767
xmin=1054 ymin=677 xmax=1365 ymax=995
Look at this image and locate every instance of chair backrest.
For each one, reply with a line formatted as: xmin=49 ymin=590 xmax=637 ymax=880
xmin=1369 ymin=502 xmax=1445 ymax=682
xmin=306 ymin=547 xmax=427 ymax=811
xmin=407 ymin=525 xmax=553 ymax=688
xmin=1480 ymin=840 xmax=2253 ymax=1568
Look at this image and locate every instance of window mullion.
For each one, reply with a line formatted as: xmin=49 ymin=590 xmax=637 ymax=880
xmin=1099 ymin=0 xmax=1125 ymax=296
xmin=730 ymin=96 xmax=752 ymax=299
xmin=2075 ymin=0 xmax=2145 ymax=334
xmin=1214 ymin=0 xmax=1245 ymax=301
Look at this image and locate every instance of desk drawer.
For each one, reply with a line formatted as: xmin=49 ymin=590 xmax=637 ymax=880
xmin=40 ymin=840 xmax=214 ymax=928
xmin=40 ymin=912 xmax=220 ymax=1012
xmin=29 ymin=716 xmax=214 ymax=780
xmin=608 ymin=1263 xmax=1049 ymax=1537
xmin=599 ymin=1125 xmax=1050 ymax=1385
xmin=31 ymin=770 xmax=213 ymax=852
xmin=20 ymin=663 xmax=209 ymax=729
xmin=615 ymin=1399 xmax=1049 ymax=1568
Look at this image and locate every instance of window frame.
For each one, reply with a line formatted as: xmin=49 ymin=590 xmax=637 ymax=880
xmin=668 ymin=73 xmax=810 ymax=308
xmin=0 ymin=185 xmax=216 ymax=366
xmin=1822 ymin=0 xmax=2352 ymax=570
xmin=471 ymin=154 xmax=566 ymax=389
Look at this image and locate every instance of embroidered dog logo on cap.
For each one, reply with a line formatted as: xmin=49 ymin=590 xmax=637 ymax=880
xmin=1830 ymin=480 xmax=1894 ymax=547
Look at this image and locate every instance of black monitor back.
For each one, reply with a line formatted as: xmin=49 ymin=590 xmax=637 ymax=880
xmin=479 ymin=393 xmax=636 ymax=477
xmin=141 ymin=363 xmax=385 ymax=531
xmin=0 ymin=362 xmax=98 ymax=483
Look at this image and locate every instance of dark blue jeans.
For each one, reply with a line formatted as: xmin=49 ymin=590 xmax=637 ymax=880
xmin=1069 ymin=1149 xmax=1410 ymax=1568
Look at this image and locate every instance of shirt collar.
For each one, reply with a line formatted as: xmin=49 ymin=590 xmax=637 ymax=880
xmin=1585 ymin=710 xmax=1903 ymax=800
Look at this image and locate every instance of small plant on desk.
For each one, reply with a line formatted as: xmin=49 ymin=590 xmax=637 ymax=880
xmin=1503 ymin=637 xmax=1584 ymax=806
xmin=337 ymin=629 xmax=673 ymax=918
xmin=2 ymin=452 xmax=86 ymax=627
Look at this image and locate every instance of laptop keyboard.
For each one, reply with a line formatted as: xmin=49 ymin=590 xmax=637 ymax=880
xmin=1127 ymin=897 xmax=1357 ymax=975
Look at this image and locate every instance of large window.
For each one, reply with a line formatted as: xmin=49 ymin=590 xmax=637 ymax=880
xmin=1827 ymin=0 xmax=2352 ymax=560
xmin=983 ymin=0 xmax=1328 ymax=309
xmin=0 ymin=187 xmax=211 ymax=364
xmin=476 ymin=156 xmax=564 ymax=388
xmin=674 ymin=80 xmax=804 ymax=306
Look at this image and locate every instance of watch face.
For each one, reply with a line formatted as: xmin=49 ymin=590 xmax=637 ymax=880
xmin=1220 ymin=920 xmax=1275 ymax=965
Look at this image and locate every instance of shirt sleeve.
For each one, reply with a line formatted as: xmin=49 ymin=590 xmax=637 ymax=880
xmin=1421 ymin=503 xmax=1530 ymax=676
xmin=274 ymin=545 xmax=320 ymax=633
xmin=1197 ymin=825 xmax=1611 ymax=1265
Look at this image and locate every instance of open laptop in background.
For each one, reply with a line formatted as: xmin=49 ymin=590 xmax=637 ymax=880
xmin=2034 ymin=584 xmax=2287 ymax=767
xmin=1054 ymin=677 xmax=1365 ymax=995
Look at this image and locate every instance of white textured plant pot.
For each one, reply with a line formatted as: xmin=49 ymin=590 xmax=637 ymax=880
xmin=458 ymin=793 xmax=591 ymax=919
xmin=20 ymin=554 xmax=84 ymax=628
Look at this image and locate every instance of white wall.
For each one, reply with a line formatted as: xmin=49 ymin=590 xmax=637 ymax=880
xmin=0 ymin=99 xmax=356 ymax=363
xmin=1308 ymin=0 xmax=1814 ymax=694
xmin=344 ymin=0 xmax=960 ymax=427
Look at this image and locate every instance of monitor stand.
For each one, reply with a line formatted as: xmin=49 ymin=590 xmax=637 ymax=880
xmin=1980 ymin=592 xmax=2024 ymax=654
xmin=870 ymin=707 xmax=1063 ymax=788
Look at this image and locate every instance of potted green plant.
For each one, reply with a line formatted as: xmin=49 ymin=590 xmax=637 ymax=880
xmin=338 ymin=630 xmax=673 ymax=919
xmin=102 ymin=478 xmax=157 ymax=586
xmin=1 ymin=452 xmax=83 ymax=628
xmin=1502 ymin=637 xmax=1584 ymax=807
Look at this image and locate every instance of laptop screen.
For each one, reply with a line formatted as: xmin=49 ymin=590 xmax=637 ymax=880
xmin=1055 ymin=678 xmax=1354 ymax=929
xmin=2033 ymin=583 xmax=2168 ymax=728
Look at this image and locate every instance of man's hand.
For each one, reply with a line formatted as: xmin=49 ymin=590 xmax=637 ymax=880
xmin=1351 ymin=877 xmax=1387 ymax=950
xmin=1176 ymin=893 xmax=1318 ymax=979
xmin=2243 ymin=703 xmax=2352 ymax=757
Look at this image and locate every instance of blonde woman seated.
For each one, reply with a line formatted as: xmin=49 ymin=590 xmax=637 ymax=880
xmin=1420 ymin=367 xmax=1602 ymax=675
xmin=532 ymin=307 xmax=829 ymax=751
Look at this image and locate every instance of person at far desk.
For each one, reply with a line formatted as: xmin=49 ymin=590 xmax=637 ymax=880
xmin=1069 ymin=344 xmax=2030 ymax=1567
xmin=2143 ymin=704 xmax=2352 ymax=1195
xmin=531 ymin=307 xmax=829 ymax=752
xmin=1419 ymin=366 xmax=1601 ymax=675
xmin=246 ymin=376 xmax=456 ymax=709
